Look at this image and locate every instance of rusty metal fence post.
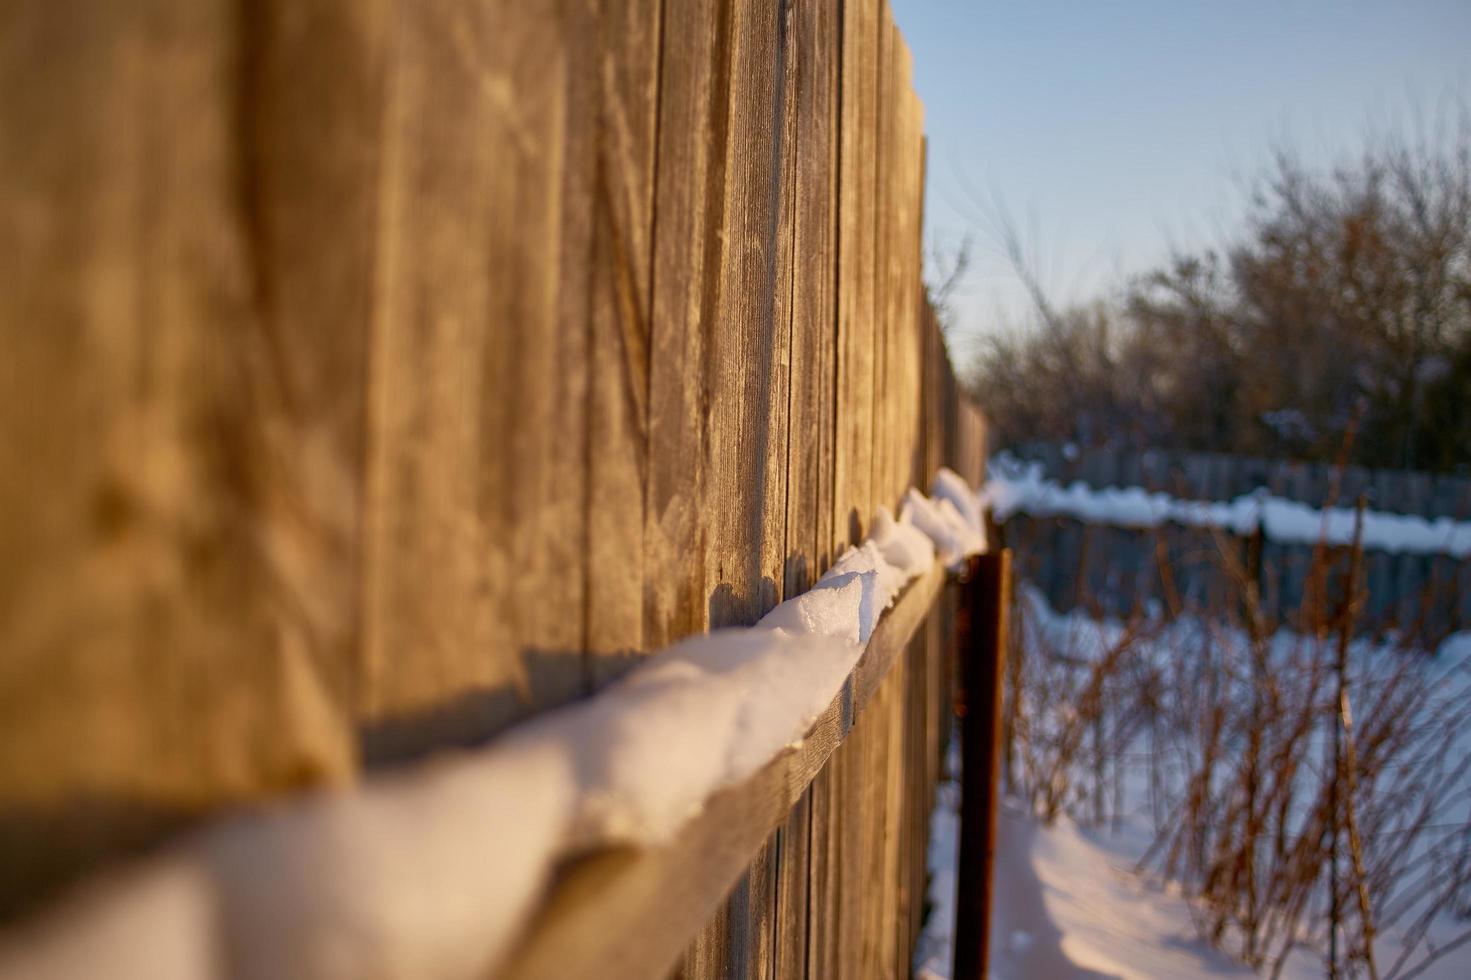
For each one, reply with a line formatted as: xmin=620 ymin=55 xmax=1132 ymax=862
xmin=953 ymin=549 xmax=1012 ymax=980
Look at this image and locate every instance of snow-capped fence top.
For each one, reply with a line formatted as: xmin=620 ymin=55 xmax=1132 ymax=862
xmin=986 ymin=456 xmax=1471 ymax=558
xmin=992 ymin=447 xmax=1471 ymax=637
xmin=0 ymin=482 xmax=989 ymax=980
xmin=1010 ymin=443 xmax=1471 ymax=521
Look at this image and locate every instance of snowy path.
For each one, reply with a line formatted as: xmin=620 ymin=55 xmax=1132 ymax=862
xmin=988 ymin=806 xmax=1118 ymax=980
xmin=918 ymin=783 xmax=1261 ymax=980
xmin=989 ymin=804 xmax=1258 ymax=980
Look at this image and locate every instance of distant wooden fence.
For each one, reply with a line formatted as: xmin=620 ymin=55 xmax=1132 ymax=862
xmin=1013 ymin=443 xmax=1471 ymax=517
xmin=1000 ymin=445 xmax=1471 ymax=640
xmin=0 ymin=0 xmax=987 ymax=975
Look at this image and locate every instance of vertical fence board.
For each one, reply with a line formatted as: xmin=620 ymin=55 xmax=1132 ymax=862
xmin=704 ymin=0 xmax=788 ymax=630
xmin=870 ymin=6 xmax=894 ymax=515
xmin=834 ymin=0 xmax=878 ymax=545
xmin=585 ymin=0 xmax=662 ymax=687
xmin=774 ymin=0 xmax=839 ymax=968
xmin=878 ymin=650 xmax=909 ymax=978
xmin=682 ymin=0 xmax=792 ymax=972
xmin=806 ymin=755 xmax=843 ymax=979
xmin=645 ymin=0 xmax=732 ymax=651
xmin=774 ymin=788 xmax=813 ymax=978
xmin=0 ymin=0 xmax=362 ymax=913
xmin=359 ymin=0 xmax=589 ymax=760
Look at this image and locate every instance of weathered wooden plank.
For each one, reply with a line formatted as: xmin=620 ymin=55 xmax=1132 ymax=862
xmin=870 ymin=4 xmax=895 ymax=515
xmin=834 ymin=0 xmax=880 ymax=547
xmin=836 ymin=687 xmax=871 ymax=980
xmin=499 ymin=563 xmax=946 ymax=980
xmin=806 ymin=759 xmax=843 ymax=980
xmin=858 ymin=651 xmax=899 ymax=978
xmin=877 ymin=650 xmax=909 ymax=978
xmin=678 ymin=897 xmax=733 ymax=980
xmin=869 ymin=21 xmax=906 ymax=973
xmin=0 ymin=0 xmax=360 ymax=913
xmin=585 ymin=0 xmax=663 ymax=688
xmin=783 ymin=0 xmax=841 ymax=599
xmin=685 ymin=0 xmax=794 ymax=969
xmin=773 ymin=0 xmax=840 ymax=967
xmin=955 ymin=400 xmax=987 ymax=488
xmin=359 ymin=0 xmax=589 ymax=759
xmin=704 ymin=0 xmax=789 ymax=631
xmin=733 ymin=832 xmax=780 ymax=979
xmin=773 ymin=788 xmax=813 ymax=979
xmin=644 ymin=0 xmax=733 ymax=651
xmin=880 ymin=10 xmax=922 ymax=511
xmin=826 ymin=7 xmax=883 ymax=968
xmin=897 ymin=82 xmax=926 ymax=499
xmin=912 ymin=626 xmax=935 ymax=966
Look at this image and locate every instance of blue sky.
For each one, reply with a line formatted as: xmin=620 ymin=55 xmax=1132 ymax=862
xmin=891 ymin=0 xmax=1471 ymax=361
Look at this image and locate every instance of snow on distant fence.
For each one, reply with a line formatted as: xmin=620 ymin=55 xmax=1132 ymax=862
xmin=0 ymin=2 xmax=987 ymax=978
xmin=1012 ymin=443 xmax=1471 ymax=518
xmin=987 ymin=455 xmax=1471 ymax=557
xmin=992 ymin=446 xmax=1471 ymax=638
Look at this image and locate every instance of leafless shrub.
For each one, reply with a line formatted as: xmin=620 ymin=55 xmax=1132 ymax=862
xmin=1001 ymin=504 xmax=1471 ymax=978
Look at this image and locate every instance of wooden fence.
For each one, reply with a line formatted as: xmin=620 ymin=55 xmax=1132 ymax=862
xmin=1000 ymin=445 xmax=1471 ymax=640
xmin=1012 ymin=443 xmax=1471 ymax=516
xmin=0 ymin=0 xmax=987 ymax=976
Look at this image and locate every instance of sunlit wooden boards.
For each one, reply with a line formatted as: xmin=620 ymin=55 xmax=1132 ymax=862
xmin=361 ymin=0 xmax=595 ymax=759
xmin=0 ymin=0 xmax=368 ymax=913
xmin=679 ymin=0 xmax=791 ymax=967
xmin=674 ymin=0 xmax=938 ymax=971
xmin=0 ymin=0 xmax=986 ymax=954
xmin=775 ymin=0 xmax=841 ymax=974
xmin=0 ymin=0 xmax=663 ymax=903
xmin=645 ymin=0 xmax=725 ymax=652
xmin=834 ymin=0 xmax=880 ymax=549
xmin=324 ymin=0 xmax=664 ymax=760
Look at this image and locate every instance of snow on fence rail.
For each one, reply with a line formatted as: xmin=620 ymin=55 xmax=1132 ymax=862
xmin=0 ymin=1 xmax=987 ymax=977
xmin=0 ymin=483 xmax=988 ymax=980
xmin=990 ymin=449 xmax=1471 ymax=636
xmin=1013 ymin=442 xmax=1471 ymax=518
xmin=987 ymin=455 xmax=1471 ymax=557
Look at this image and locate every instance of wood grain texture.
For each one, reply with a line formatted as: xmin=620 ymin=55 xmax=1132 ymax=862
xmin=772 ymin=0 xmax=838 ymax=969
xmin=701 ymin=0 xmax=790 ymax=632
xmin=805 ymin=759 xmax=843 ymax=980
xmin=0 ymin=0 xmax=992 ymax=963
xmin=834 ymin=0 xmax=879 ymax=546
xmin=871 ymin=5 xmax=896 ymax=513
xmin=359 ymin=0 xmax=591 ymax=760
xmin=782 ymin=0 xmax=840 ymax=604
xmin=644 ymin=0 xmax=733 ymax=651
xmin=585 ymin=0 xmax=662 ymax=688
xmin=0 ymin=0 xmax=358 ymax=913
xmin=773 ymin=788 xmax=812 ymax=979
xmin=680 ymin=0 xmax=792 ymax=970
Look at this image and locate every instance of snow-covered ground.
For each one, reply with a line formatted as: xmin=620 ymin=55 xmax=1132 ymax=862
xmin=916 ymin=745 xmax=1263 ymax=980
xmin=918 ymin=588 xmax=1471 ymax=980
xmin=989 ymin=804 xmax=1258 ymax=980
xmin=924 ymin=785 xmax=1471 ymax=980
